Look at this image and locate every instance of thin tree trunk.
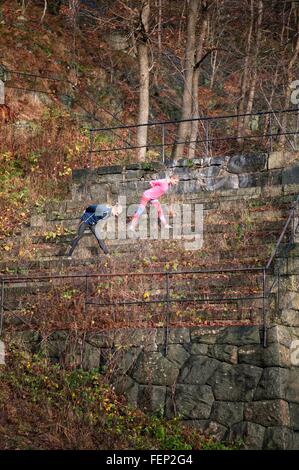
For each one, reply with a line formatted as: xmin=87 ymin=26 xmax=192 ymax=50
xmin=41 ymin=0 xmax=47 ymax=23
xmin=137 ymin=1 xmax=150 ymax=161
xmin=280 ymin=3 xmax=299 ymax=146
xmin=157 ymin=0 xmax=162 ymax=54
xmin=188 ymin=1 xmax=209 ymax=159
xmin=237 ymin=0 xmax=254 ymax=141
xmin=244 ymin=0 xmax=263 ymax=128
xmin=175 ymin=0 xmax=200 ymax=158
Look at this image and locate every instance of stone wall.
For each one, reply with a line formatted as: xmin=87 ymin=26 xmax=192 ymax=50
xmin=71 ymin=150 xmax=299 ymax=203
xmin=13 ymin=321 xmax=298 ymax=450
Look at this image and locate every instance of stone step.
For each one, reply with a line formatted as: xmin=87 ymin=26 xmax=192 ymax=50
xmin=36 ymin=198 xmax=289 ymax=225
xmin=33 ymin=190 xmax=293 ymax=220
xmin=26 ymin=219 xmax=285 ymax=245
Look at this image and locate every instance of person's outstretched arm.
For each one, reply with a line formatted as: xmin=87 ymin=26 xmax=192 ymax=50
xmin=149 ymin=179 xmax=165 ymax=187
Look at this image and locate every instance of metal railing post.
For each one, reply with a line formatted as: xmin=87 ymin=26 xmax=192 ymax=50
xmin=0 ymin=280 xmax=4 ymax=337
xmin=164 ymin=272 xmax=170 ymax=356
xmin=84 ymin=274 xmax=88 ymax=315
xmin=162 ymin=123 xmax=165 ymax=163
xmin=205 ymin=120 xmax=209 ymax=158
xmin=269 ymin=112 xmax=273 ymax=153
xmin=89 ymin=129 xmax=94 ymax=168
xmin=262 ymin=268 xmax=267 ymax=348
xmin=277 ymin=264 xmax=280 ymax=312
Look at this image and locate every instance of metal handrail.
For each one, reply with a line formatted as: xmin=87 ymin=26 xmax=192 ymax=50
xmin=266 ymin=194 xmax=299 ymax=270
xmin=0 ymin=265 xmax=263 ymax=283
xmin=90 ymin=108 xmax=298 ymax=132
xmin=88 ymin=107 xmax=299 ymax=165
xmin=0 ymin=196 xmax=298 ymax=347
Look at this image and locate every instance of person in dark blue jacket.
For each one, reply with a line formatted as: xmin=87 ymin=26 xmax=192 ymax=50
xmin=67 ymin=203 xmax=122 ymax=257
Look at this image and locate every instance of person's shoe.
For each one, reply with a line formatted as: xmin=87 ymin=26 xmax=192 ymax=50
xmin=163 ymin=224 xmax=172 ymax=229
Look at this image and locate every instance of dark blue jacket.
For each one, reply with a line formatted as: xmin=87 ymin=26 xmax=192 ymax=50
xmin=81 ymin=205 xmax=112 ymax=226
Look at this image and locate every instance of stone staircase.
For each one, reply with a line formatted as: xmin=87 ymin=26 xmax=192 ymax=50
xmin=1 ymin=152 xmax=299 ymax=334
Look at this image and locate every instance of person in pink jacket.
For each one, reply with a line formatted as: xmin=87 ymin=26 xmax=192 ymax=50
xmin=129 ymin=174 xmax=179 ymax=230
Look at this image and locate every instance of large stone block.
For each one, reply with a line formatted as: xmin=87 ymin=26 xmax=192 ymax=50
xmin=210 ymin=401 xmax=244 ymax=427
xmin=286 ymin=369 xmax=299 ymax=403
xmin=267 ymin=325 xmax=292 ymax=348
xmin=185 ymin=420 xmax=228 ymax=441
xmin=131 ymin=352 xmax=180 ymax=386
xmin=238 ymin=343 xmax=291 ymax=368
xmin=263 ymin=426 xmax=293 ymax=450
xmin=113 ymin=374 xmax=139 ymax=407
xmin=205 ymin=175 xmax=239 ymax=191
xmin=216 ymin=326 xmax=261 ymax=346
xmin=86 ymin=332 xmax=114 ymax=348
xmin=268 ymin=150 xmax=299 ymax=170
xmin=290 ymin=402 xmax=299 ymax=431
xmin=82 ymin=342 xmax=101 ymax=370
xmin=280 ymin=309 xmax=299 ymax=327
xmin=208 ymin=344 xmax=238 ymax=364
xmin=96 ymin=165 xmax=123 ymax=175
xmin=166 ymin=344 xmax=190 ymax=367
xmin=166 ymin=384 xmax=214 ymax=419
xmin=113 ymin=328 xmax=160 ymax=349
xmin=244 ymin=400 xmax=290 ymax=427
xmin=226 ymin=421 xmax=265 ymax=450
xmin=282 ymin=166 xmax=299 ymax=186
xmin=281 ymin=292 xmax=299 ymax=311
xmin=188 ymin=343 xmax=209 ymax=355
xmin=168 ymin=328 xmax=190 ymax=344
xmin=112 ymin=348 xmax=142 ymax=375
xmin=137 ymin=385 xmax=166 ymax=414
xmin=190 ymin=326 xmax=226 ymax=344
xmin=12 ymin=330 xmax=41 ymax=350
xmin=227 ymin=154 xmax=267 ymax=174
xmin=254 ymin=367 xmax=290 ymax=400
xmin=72 ymin=168 xmax=91 ymax=183
xmin=207 ymin=363 xmax=262 ymax=401
xmin=178 ymin=355 xmax=220 ymax=385
xmin=291 ymin=432 xmax=299 ymax=450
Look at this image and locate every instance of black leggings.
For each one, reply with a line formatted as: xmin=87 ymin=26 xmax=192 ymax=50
xmin=69 ymin=222 xmax=109 ymax=256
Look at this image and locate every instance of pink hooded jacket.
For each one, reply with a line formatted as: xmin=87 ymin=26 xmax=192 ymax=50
xmin=143 ymin=179 xmax=169 ymax=200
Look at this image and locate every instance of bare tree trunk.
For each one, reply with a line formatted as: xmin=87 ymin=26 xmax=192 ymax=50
xmin=188 ymin=1 xmax=209 ymax=159
xmin=244 ymin=0 xmax=263 ymax=128
xmin=137 ymin=1 xmax=150 ymax=161
xmin=41 ymin=0 xmax=47 ymax=23
xmin=175 ymin=0 xmax=200 ymax=158
xmin=280 ymin=3 xmax=299 ymax=146
xmin=156 ymin=0 xmax=162 ymax=54
xmin=237 ymin=0 xmax=254 ymax=141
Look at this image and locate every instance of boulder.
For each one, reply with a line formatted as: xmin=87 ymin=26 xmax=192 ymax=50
xmin=207 ymin=363 xmax=262 ymax=401
xmin=263 ymin=426 xmax=293 ymax=450
xmin=208 ymin=344 xmax=238 ymax=364
xmin=131 ymin=352 xmax=180 ymax=386
xmin=178 ymin=355 xmax=220 ymax=385
xmin=210 ymin=401 xmax=244 ymax=427
xmin=166 ymin=344 xmax=190 ymax=367
xmin=166 ymin=384 xmax=214 ymax=420
xmin=82 ymin=342 xmax=101 ymax=370
xmin=215 ymin=326 xmax=261 ymax=346
xmin=244 ymin=400 xmax=290 ymax=427
xmin=137 ymin=385 xmax=166 ymax=414
xmin=238 ymin=343 xmax=291 ymax=368
xmin=254 ymin=367 xmax=290 ymax=400
xmin=227 ymin=154 xmax=267 ymax=174
xmin=226 ymin=421 xmax=265 ymax=449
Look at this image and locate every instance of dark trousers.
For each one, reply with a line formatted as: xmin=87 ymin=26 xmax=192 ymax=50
xmin=68 ymin=222 xmax=109 ymax=256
